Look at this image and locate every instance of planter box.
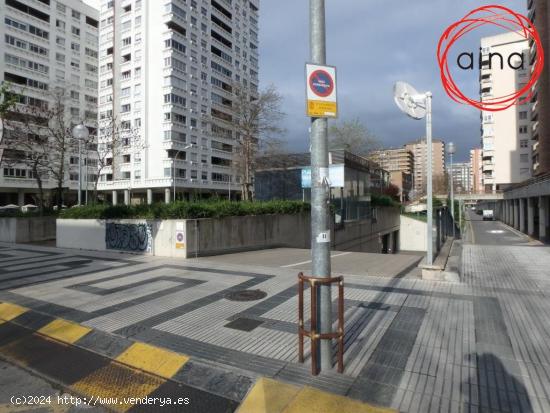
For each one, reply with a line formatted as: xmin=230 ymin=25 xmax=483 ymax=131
xmin=0 ymin=217 xmax=56 ymax=243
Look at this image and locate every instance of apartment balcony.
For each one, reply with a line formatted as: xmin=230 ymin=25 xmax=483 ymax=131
xmin=533 ymin=121 xmax=539 ymax=133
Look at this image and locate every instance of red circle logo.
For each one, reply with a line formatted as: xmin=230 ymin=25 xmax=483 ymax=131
xmin=309 ymin=70 xmax=334 ymax=98
xmin=437 ymin=5 xmax=544 ymax=112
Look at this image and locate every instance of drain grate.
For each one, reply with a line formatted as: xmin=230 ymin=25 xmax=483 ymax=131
xmin=224 ymin=289 xmax=267 ymax=302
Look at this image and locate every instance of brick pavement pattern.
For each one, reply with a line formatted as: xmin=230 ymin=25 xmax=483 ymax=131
xmin=0 ymin=242 xmax=550 ymax=412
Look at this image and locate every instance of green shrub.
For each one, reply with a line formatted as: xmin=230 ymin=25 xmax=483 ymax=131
xmin=371 ymin=194 xmax=400 ymax=208
xmin=59 ymin=200 xmax=311 ymax=220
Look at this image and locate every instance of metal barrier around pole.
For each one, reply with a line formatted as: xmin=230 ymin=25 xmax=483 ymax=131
xmin=298 ymin=272 xmax=344 ymax=375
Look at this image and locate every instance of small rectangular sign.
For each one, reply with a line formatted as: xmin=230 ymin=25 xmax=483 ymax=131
xmin=306 ymin=63 xmax=338 ymax=118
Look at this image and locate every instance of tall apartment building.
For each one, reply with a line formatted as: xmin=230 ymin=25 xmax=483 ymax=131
xmin=470 ymin=148 xmax=483 ymax=194
xmin=96 ymin=0 xmax=260 ymax=204
xmin=480 ymin=32 xmax=532 ymax=192
xmin=368 ymin=148 xmax=413 ymax=201
xmin=368 ymin=148 xmax=413 ymax=174
xmin=0 ymin=0 xmax=99 ymax=206
xmin=405 ymin=138 xmax=446 ymax=194
xmin=448 ymin=162 xmax=472 ymax=194
xmin=527 ymin=0 xmax=550 ymax=175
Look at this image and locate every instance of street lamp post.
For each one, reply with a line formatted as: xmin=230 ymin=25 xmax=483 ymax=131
xmin=447 ymin=142 xmax=456 ymax=237
xmin=173 ymin=144 xmax=193 ymax=202
xmin=72 ymin=124 xmax=89 ymax=206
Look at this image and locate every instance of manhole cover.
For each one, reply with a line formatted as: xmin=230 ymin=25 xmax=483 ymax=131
xmin=225 ymin=289 xmax=267 ymax=302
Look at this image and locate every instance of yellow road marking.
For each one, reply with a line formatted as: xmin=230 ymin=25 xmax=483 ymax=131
xmin=115 ymin=342 xmax=188 ymax=379
xmin=71 ymin=362 xmax=164 ymax=413
xmin=38 ymin=319 xmax=91 ymax=344
xmin=0 ymin=303 xmax=27 ymax=321
xmin=237 ymin=378 xmax=300 ymax=413
xmin=284 ymin=386 xmax=396 ymax=413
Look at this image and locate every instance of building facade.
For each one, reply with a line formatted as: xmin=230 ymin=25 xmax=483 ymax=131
xmin=480 ymin=32 xmax=532 ymax=192
xmin=368 ymin=148 xmax=413 ymax=201
xmin=96 ymin=0 xmax=260 ymax=204
xmin=470 ymin=148 xmax=483 ymax=194
xmin=448 ymin=162 xmax=472 ymax=194
xmin=0 ymin=0 xmax=99 ymax=206
xmin=405 ymin=138 xmax=446 ymax=195
xmin=528 ymin=0 xmax=550 ymax=176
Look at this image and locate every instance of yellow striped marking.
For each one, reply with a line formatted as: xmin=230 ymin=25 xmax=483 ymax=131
xmin=0 ymin=302 xmax=27 ymax=321
xmin=284 ymin=386 xmax=396 ymax=413
xmin=237 ymin=378 xmax=300 ymax=413
xmin=71 ymin=362 xmax=164 ymax=413
xmin=38 ymin=319 xmax=91 ymax=344
xmin=115 ymin=342 xmax=188 ymax=379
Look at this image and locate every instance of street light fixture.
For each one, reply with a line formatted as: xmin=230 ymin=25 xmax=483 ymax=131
xmin=72 ymin=123 xmax=89 ymax=206
xmin=173 ymin=144 xmax=193 ymax=202
xmin=447 ymin=142 xmax=456 ymax=237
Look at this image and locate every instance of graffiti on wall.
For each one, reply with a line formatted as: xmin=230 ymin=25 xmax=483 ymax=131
xmin=105 ymin=223 xmax=152 ymax=253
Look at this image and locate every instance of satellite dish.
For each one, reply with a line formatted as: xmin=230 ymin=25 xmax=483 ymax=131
xmin=393 ymin=81 xmax=427 ymax=120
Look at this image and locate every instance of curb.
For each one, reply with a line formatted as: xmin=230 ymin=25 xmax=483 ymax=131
xmin=0 ymin=301 xmax=396 ymax=413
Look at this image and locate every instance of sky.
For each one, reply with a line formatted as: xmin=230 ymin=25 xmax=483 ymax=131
xmin=83 ymin=0 xmax=527 ymax=162
xmin=258 ymin=0 xmax=527 ymax=162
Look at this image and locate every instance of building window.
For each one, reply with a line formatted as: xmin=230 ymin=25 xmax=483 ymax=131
xmin=519 ymin=111 xmax=528 ymax=120
xmin=520 ymin=154 xmax=529 ymax=163
xmin=520 ymin=139 xmax=529 ymax=148
xmin=519 ymin=125 xmax=528 ymax=134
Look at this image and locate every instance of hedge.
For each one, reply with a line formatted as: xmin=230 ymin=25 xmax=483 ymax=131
xmin=59 ymin=200 xmax=311 ymax=220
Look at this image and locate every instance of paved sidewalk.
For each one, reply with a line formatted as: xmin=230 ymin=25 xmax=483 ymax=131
xmin=1 ymin=240 xmax=550 ymax=412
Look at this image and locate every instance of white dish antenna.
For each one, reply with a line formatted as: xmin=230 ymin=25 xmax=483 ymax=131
xmin=393 ymin=81 xmax=426 ymax=120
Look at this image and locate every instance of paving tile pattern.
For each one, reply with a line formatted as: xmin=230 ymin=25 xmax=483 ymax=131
xmin=1 ymin=242 xmax=550 ymax=412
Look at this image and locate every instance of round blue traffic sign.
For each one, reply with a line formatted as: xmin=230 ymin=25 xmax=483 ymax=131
xmin=309 ymin=70 xmax=334 ymax=98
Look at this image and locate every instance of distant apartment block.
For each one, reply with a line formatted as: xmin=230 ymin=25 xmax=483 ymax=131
xmin=527 ymin=0 xmax=550 ymax=175
xmin=448 ymin=162 xmax=472 ymax=194
xmin=96 ymin=0 xmax=260 ymax=204
xmin=369 ymin=148 xmax=413 ymax=201
xmin=470 ymin=148 xmax=483 ymax=193
xmin=0 ymin=0 xmax=99 ymax=206
xmin=405 ymin=138 xmax=446 ymax=194
xmin=480 ymin=32 xmax=532 ymax=192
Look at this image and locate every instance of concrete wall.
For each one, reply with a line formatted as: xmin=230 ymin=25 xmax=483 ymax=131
xmin=399 ymin=215 xmax=427 ymax=252
xmin=57 ymin=219 xmax=187 ymax=258
xmin=333 ymin=207 xmax=400 ymax=253
xmin=56 ymin=208 xmax=401 ymax=257
xmin=185 ymin=213 xmax=311 ymax=257
xmin=0 ymin=217 xmax=56 ymax=243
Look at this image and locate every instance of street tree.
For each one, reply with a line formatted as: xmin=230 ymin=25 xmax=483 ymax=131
xmin=329 ymin=118 xmax=380 ymax=156
xmin=0 ymin=82 xmax=18 ymax=164
xmin=2 ymin=88 xmax=94 ymax=209
xmin=89 ymin=117 xmax=144 ymax=203
xmin=230 ymin=83 xmax=285 ymax=200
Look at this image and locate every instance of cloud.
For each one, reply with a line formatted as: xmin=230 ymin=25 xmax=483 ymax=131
xmin=259 ymin=0 xmax=524 ymax=162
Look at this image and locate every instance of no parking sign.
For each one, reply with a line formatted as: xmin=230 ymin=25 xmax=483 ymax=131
xmin=306 ymin=63 xmax=338 ymax=118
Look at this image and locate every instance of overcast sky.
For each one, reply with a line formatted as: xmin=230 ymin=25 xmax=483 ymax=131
xmin=259 ymin=0 xmax=526 ymax=162
xmin=84 ymin=0 xmax=526 ymax=162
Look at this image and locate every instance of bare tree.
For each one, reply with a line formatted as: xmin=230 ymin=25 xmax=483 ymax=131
xmin=0 ymin=82 xmax=19 ymax=164
xmin=3 ymin=88 xmax=94 ymax=209
xmin=230 ymin=83 xmax=285 ymax=200
xmin=89 ymin=117 xmax=144 ymax=203
xmin=329 ymin=118 xmax=380 ymax=156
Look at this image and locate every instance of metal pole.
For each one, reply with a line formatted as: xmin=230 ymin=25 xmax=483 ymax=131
xmin=450 ymin=152 xmax=455 ymax=237
xmin=78 ymin=139 xmax=82 ymax=205
xmin=228 ymin=175 xmax=231 ymax=200
xmin=309 ymin=0 xmax=332 ymax=371
xmin=426 ymin=93 xmax=433 ymax=265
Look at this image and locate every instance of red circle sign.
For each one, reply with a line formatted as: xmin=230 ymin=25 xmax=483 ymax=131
xmin=437 ymin=5 xmax=544 ymax=112
xmin=309 ymin=70 xmax=334 ymax=98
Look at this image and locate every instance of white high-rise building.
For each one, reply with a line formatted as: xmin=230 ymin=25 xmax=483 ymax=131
xmin=96 ymin=0 xmax=260 ymax=204
xmin=0 ymin=0 xmax=100 ymax=206
xmin=480 ymin=32 xmax=532 ymax=192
